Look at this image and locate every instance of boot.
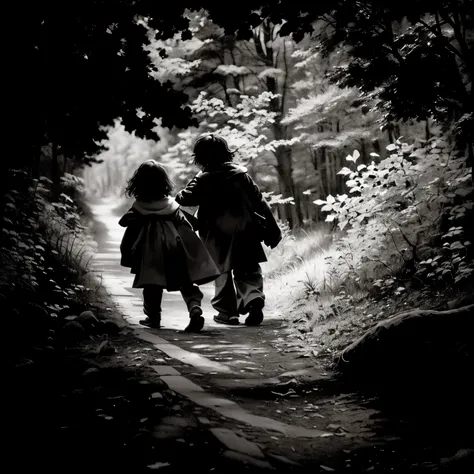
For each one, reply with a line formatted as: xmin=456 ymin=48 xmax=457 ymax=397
xmin=139 ymin=313 xmax=161 ymax=329
xmin=213 ymin=313 xmax=239 ymax=325
xmin=185 ymin=306 xmax=205 ymax=332
xmin=244 ymin=298 xmax=264 ymax=326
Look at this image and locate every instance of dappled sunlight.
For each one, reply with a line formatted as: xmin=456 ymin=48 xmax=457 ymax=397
xmin=265 ymin=242 xmax=336 ymax=314
xmin=82 ymin=120 xmax=174 ymax=201
xmin=190 ymin=344 xmax=267 ymax=356
xmin=263 ymin=228 xmax=332 ymax=280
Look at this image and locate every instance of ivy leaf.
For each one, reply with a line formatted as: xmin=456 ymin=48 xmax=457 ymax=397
xmin=60 ymin=193 xmax=73 ymax=203
xmin=338 ymin=220 xmax=349 ymax=230
xmin=450 ymin=241 xmax=465 ymax=251
xmin=313 ymin=199 xmax=326 ymax=206
xmin=337 ymin=167 xmax=352 ymax=176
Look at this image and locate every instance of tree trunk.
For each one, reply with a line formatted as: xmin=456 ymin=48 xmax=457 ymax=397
xmin=315 ymin=147 xmax=328 ymax=198
xmin=336 ymin=152 xmax=343 ymax=192
xmin=252 ymin=23 xmax=303 ymax=229
xmin=271 ymin=113 xmax=303 ymax=228
xmin=386 ymin=121 xmax=395 ymax=144
xmin=324 ymin=149 xmax=331 ymax=195
xmin=274 ymin=143 xmax=297 ymax=228
xmin=425 ymin=119 xmax=431 ymax=141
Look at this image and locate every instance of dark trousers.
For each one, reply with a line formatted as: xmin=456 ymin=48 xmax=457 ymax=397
xmin=143 ymin=284 xmax=203 ymax=317
xmin=211 ymin=263 xmax=264 ymax=317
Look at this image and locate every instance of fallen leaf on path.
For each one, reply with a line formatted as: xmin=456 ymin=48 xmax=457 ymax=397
xmin=327 ymin=424 xmax=348 ymax=432
xmin=275 ymin=378 xmax=297 ymax=387
xmin=147 ymin=462 xmax=171 ymax=470
xmin=96 ymin=339 xmax=114 ymax=355
xmin=271 ymin=389 xmax=296 ymax=397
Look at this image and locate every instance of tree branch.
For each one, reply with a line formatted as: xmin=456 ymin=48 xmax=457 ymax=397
xmin=416 ymin=18 xmax=464 ymax=62
xmin=439 ymin=6 xmax=474 ymax=84
xmin=238 ymin=41 xmax=268 ymax=65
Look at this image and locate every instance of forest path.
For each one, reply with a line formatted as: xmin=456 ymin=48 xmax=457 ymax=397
xmin=88 ymin=197 xmax=386 ymax=471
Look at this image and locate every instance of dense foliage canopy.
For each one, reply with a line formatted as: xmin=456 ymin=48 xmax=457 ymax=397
xmin=17 ymin=1 xmax=472 ymax=171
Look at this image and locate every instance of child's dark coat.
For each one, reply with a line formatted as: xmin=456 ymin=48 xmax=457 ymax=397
xmin=175 ymin=163 xmax=282 ymax=273
xmin=119 ymin=198 xmax=220 ymax=291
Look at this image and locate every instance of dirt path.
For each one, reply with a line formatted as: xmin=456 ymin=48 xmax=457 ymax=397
xmin=88 ymin=198 xmax=457 ymax=472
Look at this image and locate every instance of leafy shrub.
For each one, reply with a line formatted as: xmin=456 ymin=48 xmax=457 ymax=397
xmin=314 ymin=135 xmax=474 ymax=295
xmin=1 ymin=170 xmax=97 ymax=315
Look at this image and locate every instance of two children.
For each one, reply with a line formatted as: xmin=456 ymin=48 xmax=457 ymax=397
xmin=119 ymin=135 xmax=282 ymax=332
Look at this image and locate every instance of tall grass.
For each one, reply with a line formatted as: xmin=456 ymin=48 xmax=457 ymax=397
xmin=262 ymin=227 xmax=339 ymax=312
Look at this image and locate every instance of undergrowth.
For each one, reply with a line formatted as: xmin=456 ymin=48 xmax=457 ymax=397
xmin=265 ymin=131 xmax=474 ymax=335
xmin=1 ymin=169 xmax=99 ymax=360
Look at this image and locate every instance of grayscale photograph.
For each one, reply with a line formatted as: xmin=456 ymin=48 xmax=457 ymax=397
xmin=3 ymin=2 xmax=473 ymax=473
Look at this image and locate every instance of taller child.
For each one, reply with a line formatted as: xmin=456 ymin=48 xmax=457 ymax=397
xmin=176 ymin=134 xmax=282 ymax=326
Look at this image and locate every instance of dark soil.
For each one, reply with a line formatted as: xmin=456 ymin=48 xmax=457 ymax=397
xmin=3 ymin=285 xmax=222 ymax=474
